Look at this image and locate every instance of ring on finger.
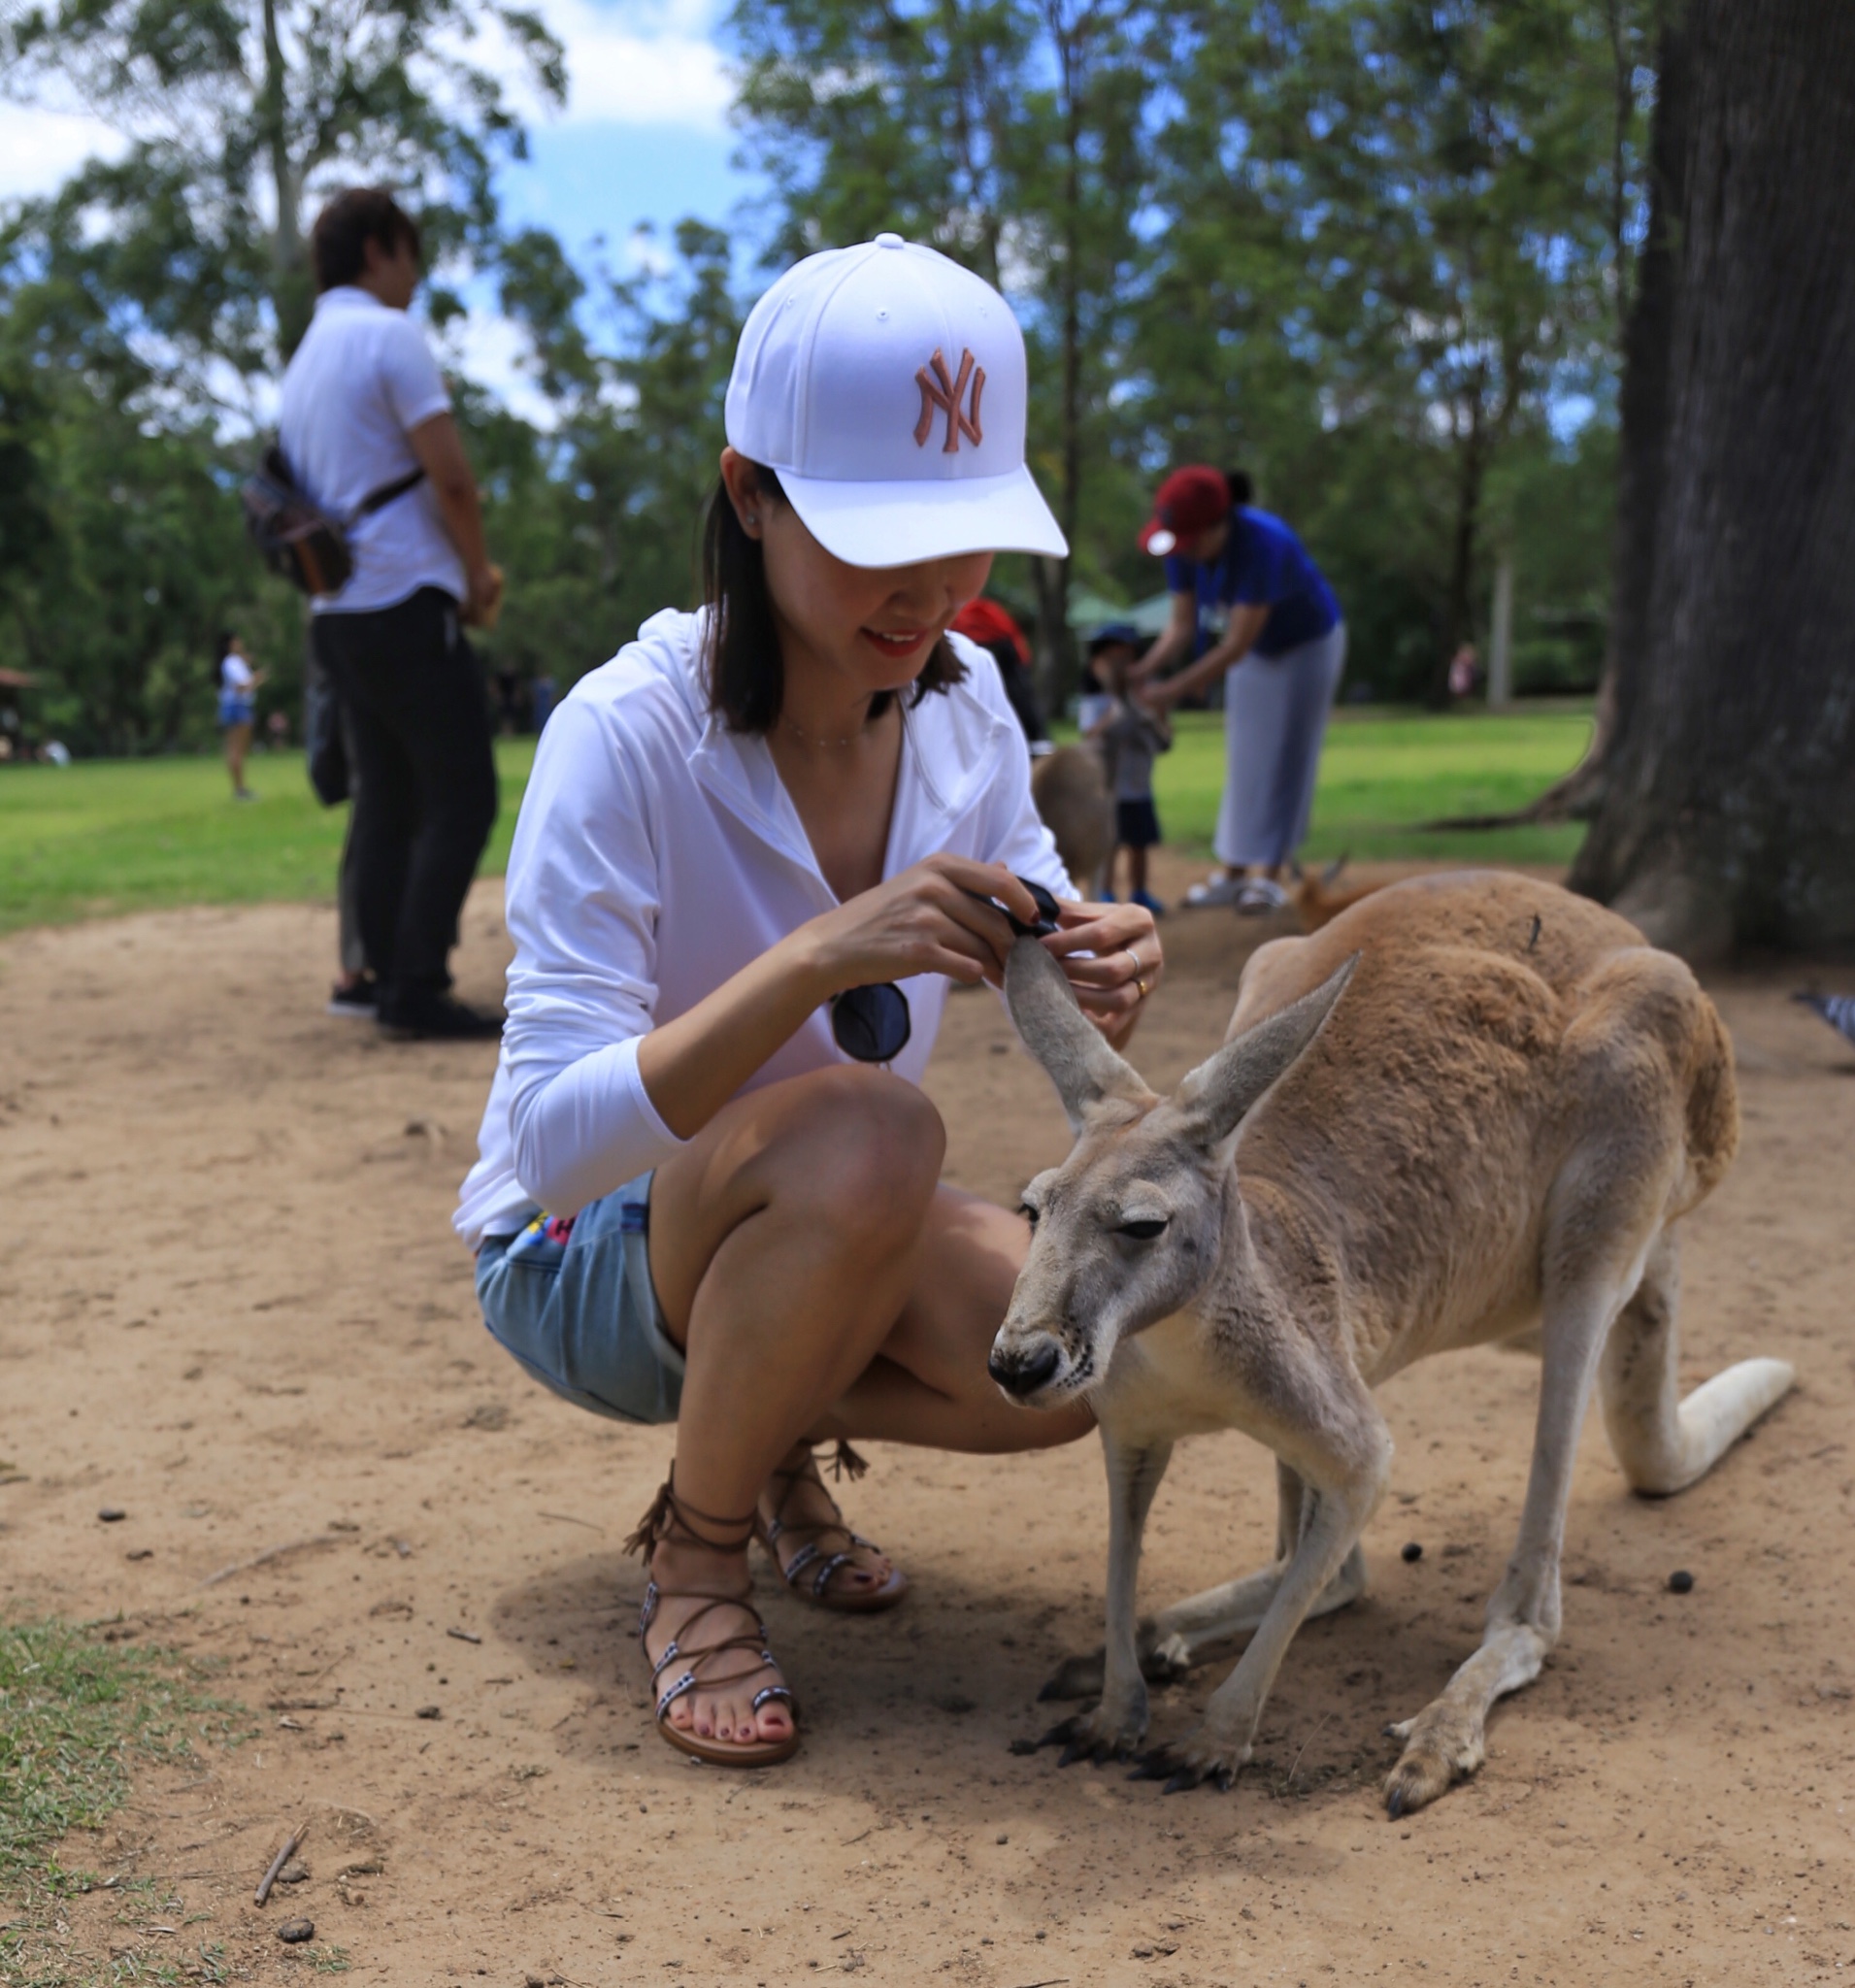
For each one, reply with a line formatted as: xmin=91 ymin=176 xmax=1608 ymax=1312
xmin=1121 ymin=947 xmax=1143 ymax=979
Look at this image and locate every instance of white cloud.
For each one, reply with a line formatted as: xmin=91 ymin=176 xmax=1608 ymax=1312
xmin=441 ymin=306 xmax=562 ymax=431
xmin=527 ymin=0 xmax=731 ymax=130
xmin=0 ymin=104 xmax=126 ymax=203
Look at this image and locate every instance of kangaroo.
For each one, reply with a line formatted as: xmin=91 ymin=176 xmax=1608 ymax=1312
xmin=1291 ymin=853 xmax=1385 ymax=931
xmin=1031 ymin=744 xmax=1115 ymax=899
xmin=988 ymin=870 xmax=1793 ymax=1813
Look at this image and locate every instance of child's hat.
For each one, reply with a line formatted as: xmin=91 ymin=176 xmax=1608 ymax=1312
xmin=725 ymin=235 xmax=1067 ymax=568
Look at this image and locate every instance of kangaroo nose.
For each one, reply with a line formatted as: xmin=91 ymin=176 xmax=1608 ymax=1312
xmin=989 ymin=1339 xmax=1062 ymax=1398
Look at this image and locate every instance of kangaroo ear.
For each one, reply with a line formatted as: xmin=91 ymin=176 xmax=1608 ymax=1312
xmin=1176 ymin=954 xmax=1358 ymax=1148
xmin=1004 ymin=936 xmax=1152 ymax=1132
xmin=1322 ymin=851 xmax=1350 ymax=887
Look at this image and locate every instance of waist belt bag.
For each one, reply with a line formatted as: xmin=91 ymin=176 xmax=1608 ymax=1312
xmin=241 ymin=442 xmax=425 ymax=598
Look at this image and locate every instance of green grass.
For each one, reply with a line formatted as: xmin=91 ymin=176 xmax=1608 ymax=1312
xmin=1 ymin=1621 xmax=244 ymax=1986
xmin=1 ymin=1621 xmax=198 ymax=1894
xmin=0 ymin=742 xmax=536 ymax=937
xmin=0 ymin=707 xmax=1589 ymax=938
xmin=1150 ymin=704 xmax=1591 ymax=870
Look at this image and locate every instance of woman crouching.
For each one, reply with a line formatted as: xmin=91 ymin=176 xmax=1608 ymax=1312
xmin=454 ymin=235 xmax=1162 ymax=1767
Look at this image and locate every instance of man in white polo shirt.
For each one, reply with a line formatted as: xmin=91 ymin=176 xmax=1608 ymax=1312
xmin=281 ymin=187 xmax=503 ymax=1040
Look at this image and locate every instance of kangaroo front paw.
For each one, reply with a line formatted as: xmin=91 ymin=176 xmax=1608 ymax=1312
xmin=1040 ymin=1618 xmax=1181 ymax=1701
xmin=1127 ymin=1728 xmax=1251 ymax=1794
xmin=1382 ymin=1704 xmax=1485 ymax=1816
xmin=1141 ymin=1631 xmax=1192 ymax=1683
xmin=1039 ymin=1692 xmax=1149 ymax=1766
xmin=1038 ymin=1648 xmax=1105 ymax=1703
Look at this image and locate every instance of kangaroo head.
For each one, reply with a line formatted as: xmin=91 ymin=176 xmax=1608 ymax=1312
xmin=987 ymin=941 xmax=1355 ymax=1408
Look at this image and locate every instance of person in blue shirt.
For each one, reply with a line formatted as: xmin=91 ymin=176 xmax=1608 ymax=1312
xmin=1137 ymin=466 xmax=1346 ymax=911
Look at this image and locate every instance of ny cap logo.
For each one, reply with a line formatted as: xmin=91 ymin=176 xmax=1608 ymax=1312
xmin=913 ymin=347 xmax=985 ymax=453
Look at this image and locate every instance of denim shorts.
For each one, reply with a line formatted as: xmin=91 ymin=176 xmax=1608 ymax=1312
xmin=475 ymin=1172 xmax=685 ymax=1425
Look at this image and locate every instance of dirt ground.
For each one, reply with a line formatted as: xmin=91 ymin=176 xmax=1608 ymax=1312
xmin=2 ymin=848 xmax=1853 ymax=1988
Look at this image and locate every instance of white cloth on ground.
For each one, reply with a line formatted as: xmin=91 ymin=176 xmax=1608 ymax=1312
xmin=278 ymin=286 xmax=465 ymax=615
xmin=453 ymin=611 xmax=1072 ymax=1250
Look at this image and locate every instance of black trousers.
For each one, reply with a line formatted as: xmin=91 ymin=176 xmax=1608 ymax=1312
xmin=311 ymin=588 xmax=498 ymax=1012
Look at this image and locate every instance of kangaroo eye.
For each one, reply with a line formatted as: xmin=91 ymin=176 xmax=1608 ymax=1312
xmin=1019 ymin=1203 xmax=1040 ymax=1228
xmin=1118 ymin=1219 xmax=1168 ymax=1242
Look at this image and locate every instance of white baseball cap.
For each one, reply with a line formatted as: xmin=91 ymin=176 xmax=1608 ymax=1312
xmin=724 ymin=233 xmax=1068 ymax=569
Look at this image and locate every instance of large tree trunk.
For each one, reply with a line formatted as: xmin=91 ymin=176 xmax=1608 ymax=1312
xmin=262 ymin=0 xmax=313 ymax=358
xmin=1431 ymin=389 xmax=1485 ymax=707
xmin=1570 ymin=0 xmax=1855 ymax=960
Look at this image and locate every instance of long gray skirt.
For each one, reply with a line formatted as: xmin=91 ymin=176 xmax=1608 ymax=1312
xmin=1214 ymin=621 xmax=1347 ymax=870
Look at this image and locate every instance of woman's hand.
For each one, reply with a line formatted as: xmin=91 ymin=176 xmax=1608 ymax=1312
xmin=1040 ymin=897 xmax=1163 ymax=1049
xmin=797 ymin=855 xmax=1043 ymax=996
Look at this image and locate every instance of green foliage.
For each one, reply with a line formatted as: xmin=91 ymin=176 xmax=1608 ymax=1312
xmin=0 ymin=739 xmax=535 ymax=934
xmin=0 ymin=363 xmax=299 ymax=755
xmin=1121 ymin=0 xmax=1651 ymax=699
xmin=0 ymin=0 xmax=566 ymax=373
xmin=0 ymin=0 xmax=1652 ymax=747
xmin=467 ymin=217 xmax=743 ymax=688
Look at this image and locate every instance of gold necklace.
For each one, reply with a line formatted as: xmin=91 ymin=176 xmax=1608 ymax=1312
xmin=779 ymin=705 xmax=885 ymax=749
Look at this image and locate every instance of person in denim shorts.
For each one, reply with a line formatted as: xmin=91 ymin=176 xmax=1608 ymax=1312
xmin=456 ymin=236 xmax=1165 ymax=1770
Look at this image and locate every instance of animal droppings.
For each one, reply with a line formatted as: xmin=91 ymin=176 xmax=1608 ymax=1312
xmin=1669 ymin=1569 xmax=1695 ymax=1594
xmin=415 ymin=1704 xmax=443 ymax=1719
xmin=276 ymin=1918 xmax=315 ymax=1943
xmin=1402 ymin=1541 xmax=1424 ymax=1563
xmin=97 ymin=1506 xmax=126 ymax=1522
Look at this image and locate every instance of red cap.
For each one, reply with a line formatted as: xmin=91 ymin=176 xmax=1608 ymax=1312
xmin=950 ymin=596 xmax=1030 ymax=664
xmin=1138 ymin=465 xmax=1230 ymax=555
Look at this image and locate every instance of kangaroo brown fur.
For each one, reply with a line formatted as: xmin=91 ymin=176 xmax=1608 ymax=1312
xmin=990 ymin=870 xmax=1793 ymax=1812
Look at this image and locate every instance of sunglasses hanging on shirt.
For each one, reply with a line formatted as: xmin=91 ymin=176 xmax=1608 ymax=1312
xmin=828 ymin=877 xmax=1062 ymax=1066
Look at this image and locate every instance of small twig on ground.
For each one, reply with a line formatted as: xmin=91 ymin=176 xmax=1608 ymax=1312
xmin=537 ymin=1510 xmax=604 ymax=1532
xmin=194 ymin=1535 xmax=343 ymax=1591
xmin=1277 ymin=1710 xmax=1335 ymax=1797
xmin=254 ymin=1821 xmax=310 ymax=1906
xmin=447 ymin=1627 xmax=482 ymax=1643
xmin=1010 ymin=1977 xmax=1071 ymax=1987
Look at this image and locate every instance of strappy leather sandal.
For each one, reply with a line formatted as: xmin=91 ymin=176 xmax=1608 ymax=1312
xmin=624 ymin=1474 xmax=800 ymax=1768
xmin=753 ymin=1441 xmax=910 ymax=1614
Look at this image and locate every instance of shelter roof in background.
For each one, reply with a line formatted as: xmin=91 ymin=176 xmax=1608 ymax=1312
xmin=1067 ymin=589 xmax=1172 ymax=639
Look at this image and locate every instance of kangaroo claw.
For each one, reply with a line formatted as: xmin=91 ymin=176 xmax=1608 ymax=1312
xmin=1038 ymin=1713 xmax=1086 ymax=1750
xmin=1127 ymin=1748 xmax=1174 ymax=1783
xmin=1057 ymin=1739 xmax=1090 ymax=1768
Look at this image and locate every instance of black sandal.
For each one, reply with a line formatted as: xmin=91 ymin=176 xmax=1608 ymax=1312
xmin=625 ymin=1473 xmax=800 ymax=1767
xmin=753 ymin=1441 xmax=909 ymax=1613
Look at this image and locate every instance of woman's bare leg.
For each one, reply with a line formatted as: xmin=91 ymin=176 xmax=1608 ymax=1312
xmin=822 ymin=1186 xmax=1092 ymax=1452
xmin=641 ymin=1068 xmax=1089 ymax=1747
